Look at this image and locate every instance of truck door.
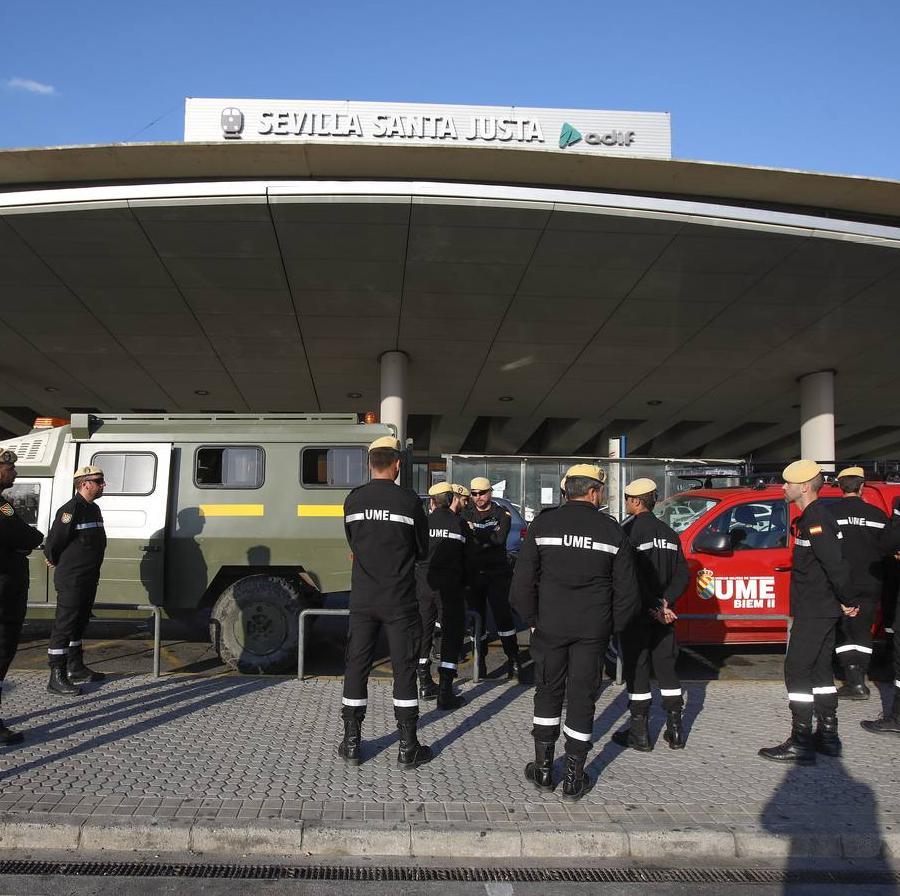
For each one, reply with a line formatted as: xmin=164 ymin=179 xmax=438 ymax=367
xmin=685 ymin=498 xmax=792 ymax=644
xmin=5 ymin=478 xmax=52 ymax=602
xmin=78 ymin=443 xmax=172 ymax=605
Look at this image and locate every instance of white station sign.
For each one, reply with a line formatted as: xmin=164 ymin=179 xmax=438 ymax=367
xmin=184 ymin=98 xmax=671 ymax=159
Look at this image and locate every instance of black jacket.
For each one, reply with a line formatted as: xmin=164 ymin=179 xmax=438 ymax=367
xmin=462 ymin=501 xmax=511 ymax=575
xmin=344 ymin=479 xmax=428 ymax=610
xmin=827 ymin=495 xmax=891 ymax=598
xmin=0 ymin=494 xmax=44 ymax=578
xmin=790 ymin=499 xmax=852 ymax=618
xmin=623 ymin=511 xmax=690 ymax=611
xmin=510 ymin=501 xmax=641 ymax=639
xmin=44 ymin=493 xmax=107 ymax=590
xmin=421 ymin=506 xmax=467 ymax=584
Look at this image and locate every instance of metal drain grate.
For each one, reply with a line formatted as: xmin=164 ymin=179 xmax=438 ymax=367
xmin=0 ymin=861 xmax=896 ymax=884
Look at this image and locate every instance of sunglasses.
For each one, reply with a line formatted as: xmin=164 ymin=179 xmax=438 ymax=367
xmin=84 ymin=479 xmax=106 ymax=485
xmin=470 ymin=489 xmax=490 ymax=497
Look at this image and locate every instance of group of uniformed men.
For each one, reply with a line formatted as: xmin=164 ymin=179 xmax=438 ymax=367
xmin=1 ymin=436 xmax=898 ymax=798
xmin=0 ymin=452 xmax=108 ymax=743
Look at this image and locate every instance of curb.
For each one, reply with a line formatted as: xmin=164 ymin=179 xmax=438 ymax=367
xmin=0 ymin=814 xmax=889 ymax=860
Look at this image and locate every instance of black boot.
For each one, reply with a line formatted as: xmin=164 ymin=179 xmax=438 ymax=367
xmin=612 ymin=713 xmax=652 ymax=751
xmin=67 ymin=646 xmax=106 ymax=684
xmin=837 ymin=665 xmax=870 ymax=700
xmin=397 ymin=720 xmax=433 ymax=769
xmin=814 ymin=714 xmax=842 ymax=757
xmin=861 ymin=699 xmax=900 ymax=735
xmin=561 ymin=752 xmax=594 ymax=801
xmin=476 ymin=643 xmax=488 ymax=680
xmin=436 ymin=668 xmax=464 ymax=710
xmin=417 ymin=664 xmax=439 ymax=701
xmin=758 ymin=721 xmax=816 ymax=763
xmin=47 ymin=664 xmax=81 ymax=697
xmin=501 ymin=636 xmax=523 ymax=683
xmin=663 ymin=710 xmax=686 ymax=750
xmin=337 ymin=718 xmax=362 ymax=765
xmin=524 ymin=740 xmax=555 ymax=792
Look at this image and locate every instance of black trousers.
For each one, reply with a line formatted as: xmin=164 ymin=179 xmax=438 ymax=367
xmin=0 ymin=569 xmax=29 ymax=683
xmin=415 ymin=567 xmax=441 ymax=664
xmin=892 ymin=611 xmax=900 ymax=712
xmin=836 ymin=590 xmax=879 ymax=670
xmin=531 ymin=628 xmax=607 ymax=757
xmin=418 ymin=568 xmax=466 ymax=675
xmin=48 ymin=580 xmax=99 ymax=663
xmin=467 ymin=568 xmax=518 ymax=656
xmin=342 ymin=602 xmax=421 ymax=723
xmin=620 ymin=618 xmax=683 ymax=712
xmin=785 ymin=615 xmax=838 ymax=724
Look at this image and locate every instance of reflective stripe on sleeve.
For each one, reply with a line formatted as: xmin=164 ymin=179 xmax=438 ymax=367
xmin=535 ymin=537 xmax=562 ymax=546
xmin=533 ymin=716 xmax=561 ymax=726
xmin=75 ymin=522 xmax=104 ymax=530
xmin=344 ymin=513 xmax=365 ymax=523
xmin=794 ymin=538 xmax=811 ymax=547
xmin=836 ymin=644 xmax=873 ymax=654
xmin=390 ymin=514 xmax=415 ymax=526
xmin=788 ymin=692 xmax=814 ymax=702
xmin=562 ymin=724 xmax=592 ymax=742
xmin=591 ymin=542 xmax=619 ymax=554
xmin=341 ymin=697 xmax=368 ymax=707
xmin=445 ymin=532 xmax=465 ymax=542
xmin=636 ymin=542 xmax=654 ymax=551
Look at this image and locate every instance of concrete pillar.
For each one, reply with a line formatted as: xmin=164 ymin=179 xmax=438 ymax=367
xmin=799 ymin=370 xmax=835 ymax=470
xmin=379 ymin=351 xmax=408 ymax=445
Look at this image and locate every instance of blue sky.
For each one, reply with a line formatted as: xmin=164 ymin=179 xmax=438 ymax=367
xmin=2 ymin=0 xmax=899 ymax=179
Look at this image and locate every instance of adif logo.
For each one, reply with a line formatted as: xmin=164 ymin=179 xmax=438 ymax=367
xmin=559 ymin=122 xmax=582 ymax=149
xmin=221 ymin=107 xmax=244 ymax=139
xmin=559 ymin=121 xmax=636 ymax=150
xmin=696 ymin=568 xmax=777 ymax=608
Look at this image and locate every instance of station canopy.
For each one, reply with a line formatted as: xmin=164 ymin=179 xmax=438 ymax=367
xmin=1 ymin=121 xmax=900 ymax=460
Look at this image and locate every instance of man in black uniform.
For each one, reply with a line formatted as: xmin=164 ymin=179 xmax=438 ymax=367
xmin=340 ymin=436 xmax=432 ymax=768
xmin=760 ymin=460 xmax=855 ymax=764
xmin=830 ymin=467 xmax=892 ymax=700
xmin=511 ymin=464 xmax=640 ymax=800
xmin=463 ymin=476 xmax=522 ymax=681
xmin=44 ymin=465 xmax=108 ymax=696
xmin=416 ymin=482 xmax=467 ymax=710
xmin=0 ymin=449 xmax=44 ymax=743
xmin=612 ymin=478 xmax=690 ymax=752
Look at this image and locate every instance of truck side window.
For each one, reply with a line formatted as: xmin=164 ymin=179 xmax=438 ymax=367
xmin=301 ymin=447 xmax=367 ymax=488
xmin=4 ymin=482 xmax=40 ymax=525
xmin=91 ymin=452 xmax=156 ymax=496
xmin=699 ymin=500 xmax=788 ymax=551
xmin=196 ymin=446 xmax=264 ymax=489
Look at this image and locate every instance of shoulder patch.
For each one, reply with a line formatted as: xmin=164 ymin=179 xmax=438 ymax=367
xmin=61 ymin=512 xmax=72 ymax=524
xmin=809 ymin=524 xmax=823 ymax=535
xmin=0 ymin=503 xmax=12 ymax=517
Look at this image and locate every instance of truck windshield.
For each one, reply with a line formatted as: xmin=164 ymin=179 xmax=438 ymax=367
xmin=654 ymin=495 xmax=720 ymax=533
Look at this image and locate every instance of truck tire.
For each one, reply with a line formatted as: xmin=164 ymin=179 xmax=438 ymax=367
xmin=210 ymin=575 xmax=308 ymax=673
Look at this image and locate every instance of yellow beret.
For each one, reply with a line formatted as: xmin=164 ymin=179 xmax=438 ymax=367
xmin=782 ymin=459 xmax=822 ymax=484
xmin=837 ymin=466 xmax=864 ymax=480
xmin=625 ymin=478 xmax=658 ymax=498
xmin=368 ymin=436 xmax=400 ymax=452
xmin=428 ymin=482 xmax=453 ymax=496
xmin=470 ymin=477 xmax=492 ymax=491
xmin=564 ymin=463 xmax=605 ymax=484
xmin=451 ymin=483 xmax=469 ymax=497
xmin=74 ymin=465 xmax=104 ymax=479
xmin=560 ymin=476 xmax=567 ymax=491
xmin=0 ymin=449 xmax=18 ymax=465
xmin=624 ymin=477 xmax=658 ymax=497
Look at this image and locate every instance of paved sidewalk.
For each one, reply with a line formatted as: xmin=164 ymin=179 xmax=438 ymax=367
xmin=0 ymin=671 xmax=897 ymax=858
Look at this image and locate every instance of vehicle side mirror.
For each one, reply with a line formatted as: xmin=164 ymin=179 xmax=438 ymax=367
xmin=692 ymin=532 xmax=732 ymax=556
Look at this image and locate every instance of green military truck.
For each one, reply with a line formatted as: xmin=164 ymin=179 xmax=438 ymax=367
xmin=0 ymin=413 xmax=394 ymax=672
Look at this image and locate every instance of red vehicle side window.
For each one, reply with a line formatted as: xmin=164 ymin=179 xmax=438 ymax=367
xmin=698 ymin=500 xmax=789 ymax=551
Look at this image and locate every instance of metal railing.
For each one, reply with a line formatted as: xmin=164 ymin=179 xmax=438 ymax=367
xmin=297 ymin=608 xmax=484 ymax=683
xmin=27 ymin=602 xmax=164 ymax=678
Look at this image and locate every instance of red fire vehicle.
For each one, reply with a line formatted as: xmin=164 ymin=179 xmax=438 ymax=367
xmin=654 ymin=480 xmax=900 ymax=645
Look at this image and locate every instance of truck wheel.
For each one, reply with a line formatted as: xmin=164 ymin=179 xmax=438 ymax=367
xmin=210 ymin=575 xmax=306 ymax=673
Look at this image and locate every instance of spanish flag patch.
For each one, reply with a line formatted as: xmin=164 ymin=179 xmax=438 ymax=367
xmin=0 ymin=504 xmax=12 ymax=517
xmin=809 ymin=525 xmax=823 ymax=535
